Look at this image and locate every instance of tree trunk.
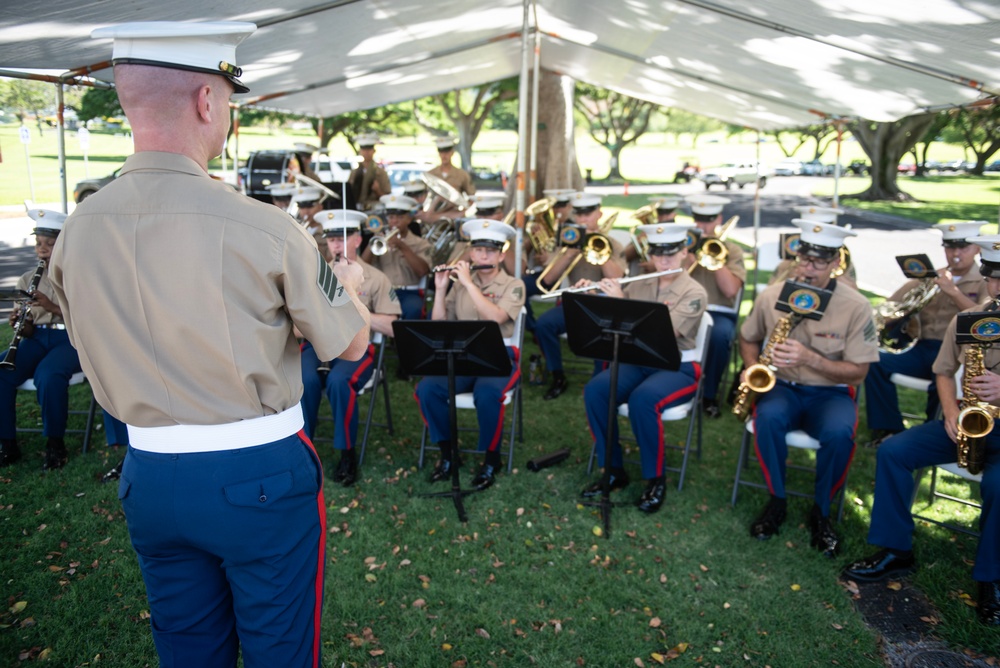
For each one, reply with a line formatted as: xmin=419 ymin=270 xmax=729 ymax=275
xmin=507 ymin=70 xmax=585 ymax=201
xmin=454 ymin=113 xmax=475 ymax=171
xmin=846 ymin=114 xmax=937 ymax=202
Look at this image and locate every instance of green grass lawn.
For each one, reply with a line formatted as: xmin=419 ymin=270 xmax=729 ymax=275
xmin=0 ymin=304 xmax=996 ymax=667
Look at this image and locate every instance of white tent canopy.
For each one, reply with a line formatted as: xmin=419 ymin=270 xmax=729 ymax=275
xmin=1 ymin=0 xmax=998 ymax=130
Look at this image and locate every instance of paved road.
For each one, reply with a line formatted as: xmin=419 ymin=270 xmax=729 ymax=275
xmin=0 ymin=176 xmax=975 ymax=301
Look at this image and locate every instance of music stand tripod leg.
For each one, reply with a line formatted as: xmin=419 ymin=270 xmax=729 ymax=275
xmin=584 ymin=332 xmax=622 ymax=537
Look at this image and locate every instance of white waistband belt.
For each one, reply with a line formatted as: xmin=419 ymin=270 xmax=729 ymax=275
xmin=127 ymin=404 xmax=304 ymax=454
xmin=707 ymin=305 xmax=737 ymax=315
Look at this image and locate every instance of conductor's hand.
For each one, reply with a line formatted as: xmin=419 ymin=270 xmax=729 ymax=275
xmin=333 ymin=257 xmax=364 ymax=295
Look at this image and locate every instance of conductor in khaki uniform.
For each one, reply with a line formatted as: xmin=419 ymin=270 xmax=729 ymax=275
xmin=864 ymin=221 xmax=986 ymax=447
xmin=348 ymin=134 xmax=390 ymax=211
xmin=738 ymin=220 xmax=878 ymax=557
xmin=684 ymin=195 xmax=745 ymax=418
xmin=300 ymin=210 xmax=401 ymax=487
xmin=361 ymin=194 xmax=433 ymax=320
xmin=48 ymin=22 xmax=370 ymax=668
xmin=535 ymin=192 xmax=627 ymax=400
xmin=579 ymin=223 xmax=708 ymax=514
xmin=843 ymin=235 xmax=1000 ymax=627
xmin=416 ymin=219 xmax=525 ymax=491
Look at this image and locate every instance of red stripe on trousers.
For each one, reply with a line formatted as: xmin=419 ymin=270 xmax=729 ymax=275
xmin=651 ymin=365 xmax=700 ymax=476
xmin=342 ymin=344 xmax=375 ymax=451
xmin=297 ymin=429 xmax=326 ymax=668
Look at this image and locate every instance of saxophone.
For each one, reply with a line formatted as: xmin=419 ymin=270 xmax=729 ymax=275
xmin=732 ymin=312 xmax=803 ymax=422
xmin=955 ymin=299 xmax=1000 ymax=474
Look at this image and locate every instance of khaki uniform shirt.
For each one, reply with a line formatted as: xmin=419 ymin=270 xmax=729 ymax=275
xmin=889 ymin=265 xmax=986 ymax=342
xmin=567 ymin=237 xmax=628 ymax=284
xmin=428 ymin=164 xmax=476 ymax=197
xmin=349 ymin=163 xmax=391 ymax=210
xmin=17 ymin=267 xmax=62 ymax=326
xmin=49 ymin=152 xmax=367 ymax=427
xmin=370 ymin=232 xmax=433 ymax=287
xmin=444 ymin=271 xmax=525 ymax=339
xmin=932 ymin=298 xmax=1000 ymax=379
xmin=355 ymin=258 xmax=402 ymax=317
xmin=741 ymin=280 xmax=879 ymax=386
xmin=769 ymin=258 xmax=858 ymax=288
xmin=623 ymin=272 xmax=707 ymax=351
xmin=690 ymin=238 xmax=746 ymax=310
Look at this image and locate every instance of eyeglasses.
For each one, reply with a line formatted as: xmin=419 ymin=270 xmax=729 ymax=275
xmin=796 ymin=255 xmax=834 ymax=269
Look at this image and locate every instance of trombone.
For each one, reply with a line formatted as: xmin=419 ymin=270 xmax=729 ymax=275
xmin=535 ymin=232 xmax=614 ymax=293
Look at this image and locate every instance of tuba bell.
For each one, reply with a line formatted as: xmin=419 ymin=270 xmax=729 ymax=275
xmin=628 ymin=205 xmax=658 ymax=263
xmin=420 ymin=172 xmax=469 ymax=214
xmin=526 ymin=198 xmax=557 ymax=255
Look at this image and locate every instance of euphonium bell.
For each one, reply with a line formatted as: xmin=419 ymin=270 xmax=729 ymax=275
xmin=526 ymin=198 xmax=557 ymax=254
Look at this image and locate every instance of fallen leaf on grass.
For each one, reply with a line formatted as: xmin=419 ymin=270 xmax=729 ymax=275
xmin=843 ymin=580 xmax=860 ymax=596
xmin=370 ymin=649 xmax=384 ymax=657
xmin=659 ymin=574 xmax=667 ymax=584
xmin=364 ymin=574 xmax=377 ymax=583
xmin=649 ymin=617 xmax=662 ymax=628
xmin=699 ymin=564 xmax=708 ymax=572
xmin=441 ymin=643 xmax=453 ymax=650
xmin=886 ymin=581 xmax=902 ymax=591
xmin=412 ymin=599 xmax=426 ymax=608
xmin=9 ymin=601 xmax=26 ymax=614
xmin=452 ymin=660 xmax=468 ymax=668
xmin=831 ymin=623 xmax=843 ymax=630
xmin=790 ymin=584 xmax=801 ymax=591
xmin=634 ymin=659 xmax=645 ymax=667
xmin=476 ymin=628 xmax=490 ymax=639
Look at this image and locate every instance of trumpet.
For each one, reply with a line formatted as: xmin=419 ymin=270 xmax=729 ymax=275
xmin=688 ymin=215 xmax=739 ymax=273
xmin=538 ymin=268 xmax=682 ymax=300
xmin=369 ymin=228 xmax=400 ymax=256
xmin=536 ymin=232 xmax=614 ymax=294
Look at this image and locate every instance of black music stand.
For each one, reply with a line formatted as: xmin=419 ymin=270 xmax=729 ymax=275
xmin=393 ymin=319 xmax=512 ymax=522
xmin=563 ymin=292 xmax=680 ymax=537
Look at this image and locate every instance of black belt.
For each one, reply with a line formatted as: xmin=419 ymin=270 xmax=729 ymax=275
xmin=34 ymin=324 xmax=67 ymax=330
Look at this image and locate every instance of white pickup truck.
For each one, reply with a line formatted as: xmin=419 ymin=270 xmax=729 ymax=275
xmin=698 ymin=162 xmax=768 ymax=190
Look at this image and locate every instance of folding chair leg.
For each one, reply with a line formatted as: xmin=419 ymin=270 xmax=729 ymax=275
xmin=82 ymin=394 xmax=97 ymax=454
xmin=731 ymin=428 xmax=751 ymax=507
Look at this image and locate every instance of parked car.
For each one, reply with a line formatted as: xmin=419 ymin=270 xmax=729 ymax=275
xmin=847 ymin=160 xmax=869 ymax=176
xmin=698 ymin=162 xmax=768 ymax=189
xmin=73 ymin=168 xmax=120 ymax=202
xmin=897 ymin=162 xmax=917 ymax=175
xmin=801 ymin=160 xmax=829 ymax=176
xmin=385 ymin=162 xmax=433 ymax=193
xmin=311 ymin=154 xmax=357 ymax=182
xmin=985 ymin=160 xmax=1000 ymax=172
xmin=774 ymin=159 xmax=803 ymax=176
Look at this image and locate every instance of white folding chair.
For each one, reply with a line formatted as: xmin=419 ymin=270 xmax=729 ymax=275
xmin=419 ymin=307 xmax=527 ymax=473
xmin=889 ymin=371 xmax=935 ymax=423
xmin=16 ymin=371 xmax=98 ymax=453
xmin=586 ymin=312 xmax=713 ymax=491
xmin=731 ymin=420 xmax=850 ymax=522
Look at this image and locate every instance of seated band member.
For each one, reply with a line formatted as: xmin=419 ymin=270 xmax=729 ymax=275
xmin=425 ymin=136 xmax=475 ymax=218
xmin=542 ymin=188 xmax=576 ymax=225
xmin=768 ymin=207 xmax=857 ymax=290
xmin=300 ymin=210 xmax=401 ymax=486
xmin=445 ymin=193 xmax=506 ymax=267
xmin=348 ymin=134 xmax=391 ymax=212
xmin=265 ymin=181 xmax=296 ymax=212
xmin=0 ymin=210 xmax=82 ymax=470
xmin=623 ymin=196 xmax=683 ymax=274
xmin=864 ymin=221 xmax=986 ymax=447
xmin=291 ymin=185 xmax=332 ymax=262
xmin=415 ymin=219 xmax=526 ymax=490
xmin=521 ymin=188 xmax=575 ymax=333
xmin=843 ymin=234 xmax=1000 ymax=627
xmin=536 ymin=192 xmax=628 ymax=400
xmin=361 ymin=194 xmax=432 ymax=320
xmin=738 ymin=219 xmax=878 ymax=556
xmin=580 ymin=223 xmax=708 ymax=513
xmin=684 ymin=194 xmax=745 ymax=418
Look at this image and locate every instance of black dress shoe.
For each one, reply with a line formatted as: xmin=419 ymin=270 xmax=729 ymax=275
xmin=864 ymin=429 xmax=901 ymax=449
xmin=543 ymin=371 xmax=568 ymax=401
xmin=471 ymin=463 xmax=498 ymax=490
xmin=333 ymin=451 xmax=358 ymax=487
xmin=581 ymin=469 xmax=630 ymax=498
xmin=636 ymin=477 xmax=666 ymax=514
xmin=978 ymin=581 xmax=1000 ymax=626
xmin=841 ymin=548 xmax=916 ymax=582
xmin=0 ymin=439 xmax=21 ymax=466
xmin=42 ymin=438 xmax=67 ymax=471
xmin=702 ymin=398 xmax=721 ymax=419
xmin=429 ymin=458 xmax=461 ymax=483
xmin=101 ymin=458 xmax=125 ymax=484
xmin=750 ymin=497 xmax=787 ymax=540
xmin=808 ymin=505 xmax=840 ymax=558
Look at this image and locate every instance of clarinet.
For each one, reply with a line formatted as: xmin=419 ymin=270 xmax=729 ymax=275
xmin=1 ymin=259 xmax=46 ymax=371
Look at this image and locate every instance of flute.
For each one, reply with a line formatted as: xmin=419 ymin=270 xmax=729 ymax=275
xmin=538 ymin=268 xmax=682 ymax=300
xmin=431 ymin=263 xmax=495 ymax=273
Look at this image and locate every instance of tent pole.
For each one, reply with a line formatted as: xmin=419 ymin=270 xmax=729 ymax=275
xmin=833 ymin=121 xmax=843 ymax=208
xmin=513 ymin=0 xmax=531 ymax=281
xmin=56 ymin=82 xmax=68 ymax=213
xmin=529 ymin=1 xmax=541 ymax=203
xmin=752 ymin=129 xmax=761 ymax=299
